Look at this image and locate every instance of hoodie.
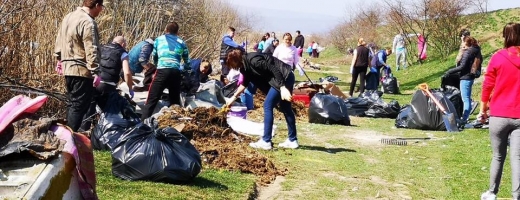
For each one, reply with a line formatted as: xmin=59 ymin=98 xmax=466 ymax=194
xmin=482 ymin=47 xmax=520 ymax=119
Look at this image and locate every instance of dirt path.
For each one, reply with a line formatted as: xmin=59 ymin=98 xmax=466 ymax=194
xmin=256 ymin=176 xmax=286 ymax=200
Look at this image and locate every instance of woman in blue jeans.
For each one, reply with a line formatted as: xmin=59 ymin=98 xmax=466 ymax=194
xmin=444 ymin=36 xmax=482 ymax=124
xmin=224 ymin=48 xmax=297 ymax=150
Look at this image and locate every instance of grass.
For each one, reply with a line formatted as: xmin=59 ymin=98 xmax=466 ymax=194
xmin=93 ymin=8 xmax=518 ymax=199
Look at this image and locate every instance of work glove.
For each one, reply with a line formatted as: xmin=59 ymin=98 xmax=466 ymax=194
xmin=55 ymin=61 xmax=63 ymax=75
xmin=128 ymin=89 xmax=135 ymax=99
xmin=280 ymin=86 xmax=292 ymax=101
xmin=295 ymin=64 xmax=305 ymax=76
xmin=225 ymin=96 xmax=238 ymax=108
xmin=93 ymin=75 xmax=101 ymax=87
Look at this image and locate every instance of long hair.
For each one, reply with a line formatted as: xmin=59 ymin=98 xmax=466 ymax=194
xmin=503 ymin=22 xmax=520 ymax=48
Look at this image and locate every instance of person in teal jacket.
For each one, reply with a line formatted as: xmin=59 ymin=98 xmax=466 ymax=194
xmin=141 ymin=22 xmax=191 ymax=120
xmin=128 ymin=38 xmax=154 ymax=74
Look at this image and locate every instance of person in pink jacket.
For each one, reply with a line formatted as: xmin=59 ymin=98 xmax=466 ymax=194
xmin=480 ymin=22 xmax=520 ymax=200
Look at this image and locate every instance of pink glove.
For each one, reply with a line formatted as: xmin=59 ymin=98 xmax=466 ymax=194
xmin=237 ymin=73 xmax=244 ymax=86
xmin=55 ymin=61 xmax=63 ymax=75
xmin=93 ymin=75 xmax=101 ymax=87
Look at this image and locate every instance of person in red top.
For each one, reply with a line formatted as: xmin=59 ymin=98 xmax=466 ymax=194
xmin=479 ymin=22 xmax=520 ymax=200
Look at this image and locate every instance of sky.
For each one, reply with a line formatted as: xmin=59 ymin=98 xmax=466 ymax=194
xmin=224 ymin=0 xmax=520 ymax=34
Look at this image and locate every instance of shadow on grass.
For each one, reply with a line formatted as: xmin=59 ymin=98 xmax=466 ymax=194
xmin=298 ymin=145 xmax=357 ymax=154
xmin=192 ymin=176 xmax=230 ymax=189
xmin=399 ymin=69 xmax=445 ymax=91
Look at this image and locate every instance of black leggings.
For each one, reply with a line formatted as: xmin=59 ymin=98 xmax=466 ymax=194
xmin=349 ymin=66 xmax=367 ymax=96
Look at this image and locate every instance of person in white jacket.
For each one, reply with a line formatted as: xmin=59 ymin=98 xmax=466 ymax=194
xmin=273 ymin=33 xmax=305 ymax=76
xmin=392 ymin=30 xmax=418 ymax=71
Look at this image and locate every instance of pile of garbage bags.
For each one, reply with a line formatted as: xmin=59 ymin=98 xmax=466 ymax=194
xmin=92 ymin=92 xmax=201 ymax=183
xmin=344 ymin=90 xmax=400 ymax=119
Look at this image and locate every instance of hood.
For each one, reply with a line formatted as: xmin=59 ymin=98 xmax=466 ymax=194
xmin=501 ymin=47 xmax=520 ymax=69
xmin=145 ymin=38 xmax=154 ymax=45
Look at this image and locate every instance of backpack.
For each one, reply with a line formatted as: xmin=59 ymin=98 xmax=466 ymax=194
xmin=471 ymin=51 xmax=482 ymax=78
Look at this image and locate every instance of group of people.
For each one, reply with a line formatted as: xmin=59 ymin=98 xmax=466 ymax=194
xmin=348 ymin=38 xmax=393 ymax=97
xmin=54 ymin=0 xmax=214 ymax=132
xmin=54 ymin=0 xmax=311 ymax=150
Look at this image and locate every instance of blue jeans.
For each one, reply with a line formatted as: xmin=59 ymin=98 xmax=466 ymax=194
xmin=240 ymin=83 xmax=257 ymax=110
xmin=460 ymin=79 xmax=474 ymax=122
xmin=262 ymin=73 xmax=297 ymax=142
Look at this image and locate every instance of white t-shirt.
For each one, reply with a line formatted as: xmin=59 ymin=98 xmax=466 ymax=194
xmin=273 ymin=44 xmax=299 ymax=67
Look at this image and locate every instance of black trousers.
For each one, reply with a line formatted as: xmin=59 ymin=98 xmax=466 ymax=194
xmin=349 ymin=66 xmax=367 ymax=96
xmin=141 ymin=68 xmax=181 ymax=120
xmin=65 ymin=76 xmax=95 ymax=132
xmin=95 ymin=83 xmax=118 ymax=110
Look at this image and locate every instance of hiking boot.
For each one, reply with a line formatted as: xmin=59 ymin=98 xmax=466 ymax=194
xmin=278 ymin=139 xmax=299 ymax=149
xmin=249 ymin=139 xmax=272 ymax=150
xmin=481 ymin=191 xmax=496 ymax=200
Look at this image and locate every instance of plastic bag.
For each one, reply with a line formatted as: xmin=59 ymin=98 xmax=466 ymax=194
xmin=112 ymin=119 xmax=202 ymax=183
xmin=92 ymin=92 xmax=141 ymax=150
xmin=382 ymin=76 xmax=399 ymax=94
xmin=345 ymin=97 xmax=371 ymax=117
xmin=365 ymin=72 xmax=379 ymax=91
xmin=365 ymin=100 xmax=401 ymax=118
xmin=227 ymin=117 xmax=276 ymax=136
xmin=435 ymin=86 xmax=463 ymax=118
xmin=309 ymin=93 xmax=351 ymax=125
xmin=395 ymin=89 xmax=458 ymax=130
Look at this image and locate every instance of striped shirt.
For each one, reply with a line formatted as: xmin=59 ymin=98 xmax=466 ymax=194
xmin=152 ymin=34 xmax=190 ymax=70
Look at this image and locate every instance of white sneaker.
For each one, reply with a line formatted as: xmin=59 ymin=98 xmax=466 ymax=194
xmin=278 ymin=139 xmax=299 ymax=149
xmin=481 ymin=191 xmax=496 ymax=200
xmin=249 ymin=139 xmax=272 ymax=150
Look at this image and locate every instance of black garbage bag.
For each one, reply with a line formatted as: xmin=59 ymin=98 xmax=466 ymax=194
xmin=441 ymin=71 xmax=460 ymax=90
xmin=395 ymin=89 xmax=458 ymax=130
xmin=365 ymin=72 xmax=379 ymax=91
xmin=222 ymin=80 xmax=239 ymax=98
xmin=359 ymin=90 xmax=383 ymax=102
xmin=112 ymin=119 xmax=202 ymax=183
xmin=435 ymin=86 xmax=463 ymax=118
xmin=382 ymin=76 xmax=399 ymax=94
xmin=345 ymin=97 xmax=371 ymax=117
xmin=92 ymin=92 xmax=141 ymax=151
xmin=395 ymin=105 xmax=412 ymax=128
xmin=309 ymin=93 xmax=351 ymax=125
xmin=365 ymin=100 xmax=401 ymax=118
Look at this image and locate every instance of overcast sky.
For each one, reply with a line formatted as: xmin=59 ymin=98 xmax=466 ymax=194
xmin=224 ymin=0 xmax=520 ymax=34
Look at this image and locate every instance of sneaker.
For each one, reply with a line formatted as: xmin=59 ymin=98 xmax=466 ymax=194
xmin=249 ymin=139 xmax=272 ymax=150
xmin=278 ymin=139 xmax=299 ymax=149
xmin=481 ymin=191 xmax=496 ymax=200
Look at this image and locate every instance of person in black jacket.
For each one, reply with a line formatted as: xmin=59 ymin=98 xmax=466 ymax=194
xmin=444 ymin=36 xmax=481 ymax=123
xmin=96 ymin=36 xmax=134 ymax=109
xmin=294 ymin=30 xmax=305 ymax=57
xmin=349 ymin=38 xmax=371 ymax=96
xmin=225 ymin=48 xmax=298 ymax=150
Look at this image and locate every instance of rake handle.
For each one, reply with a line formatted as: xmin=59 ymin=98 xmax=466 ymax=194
xmin=418 ymin=83 xmax=448 ymax=113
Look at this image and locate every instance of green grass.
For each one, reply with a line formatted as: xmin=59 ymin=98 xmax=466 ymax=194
xmin=94 ymin=151 xmax=256 ymax=199
xmin=93 ymin=8 xmax=519 ymax=199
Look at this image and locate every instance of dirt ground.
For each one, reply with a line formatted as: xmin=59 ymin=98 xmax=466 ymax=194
xmin=157 ymin=106 xmax=287 ymax=185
